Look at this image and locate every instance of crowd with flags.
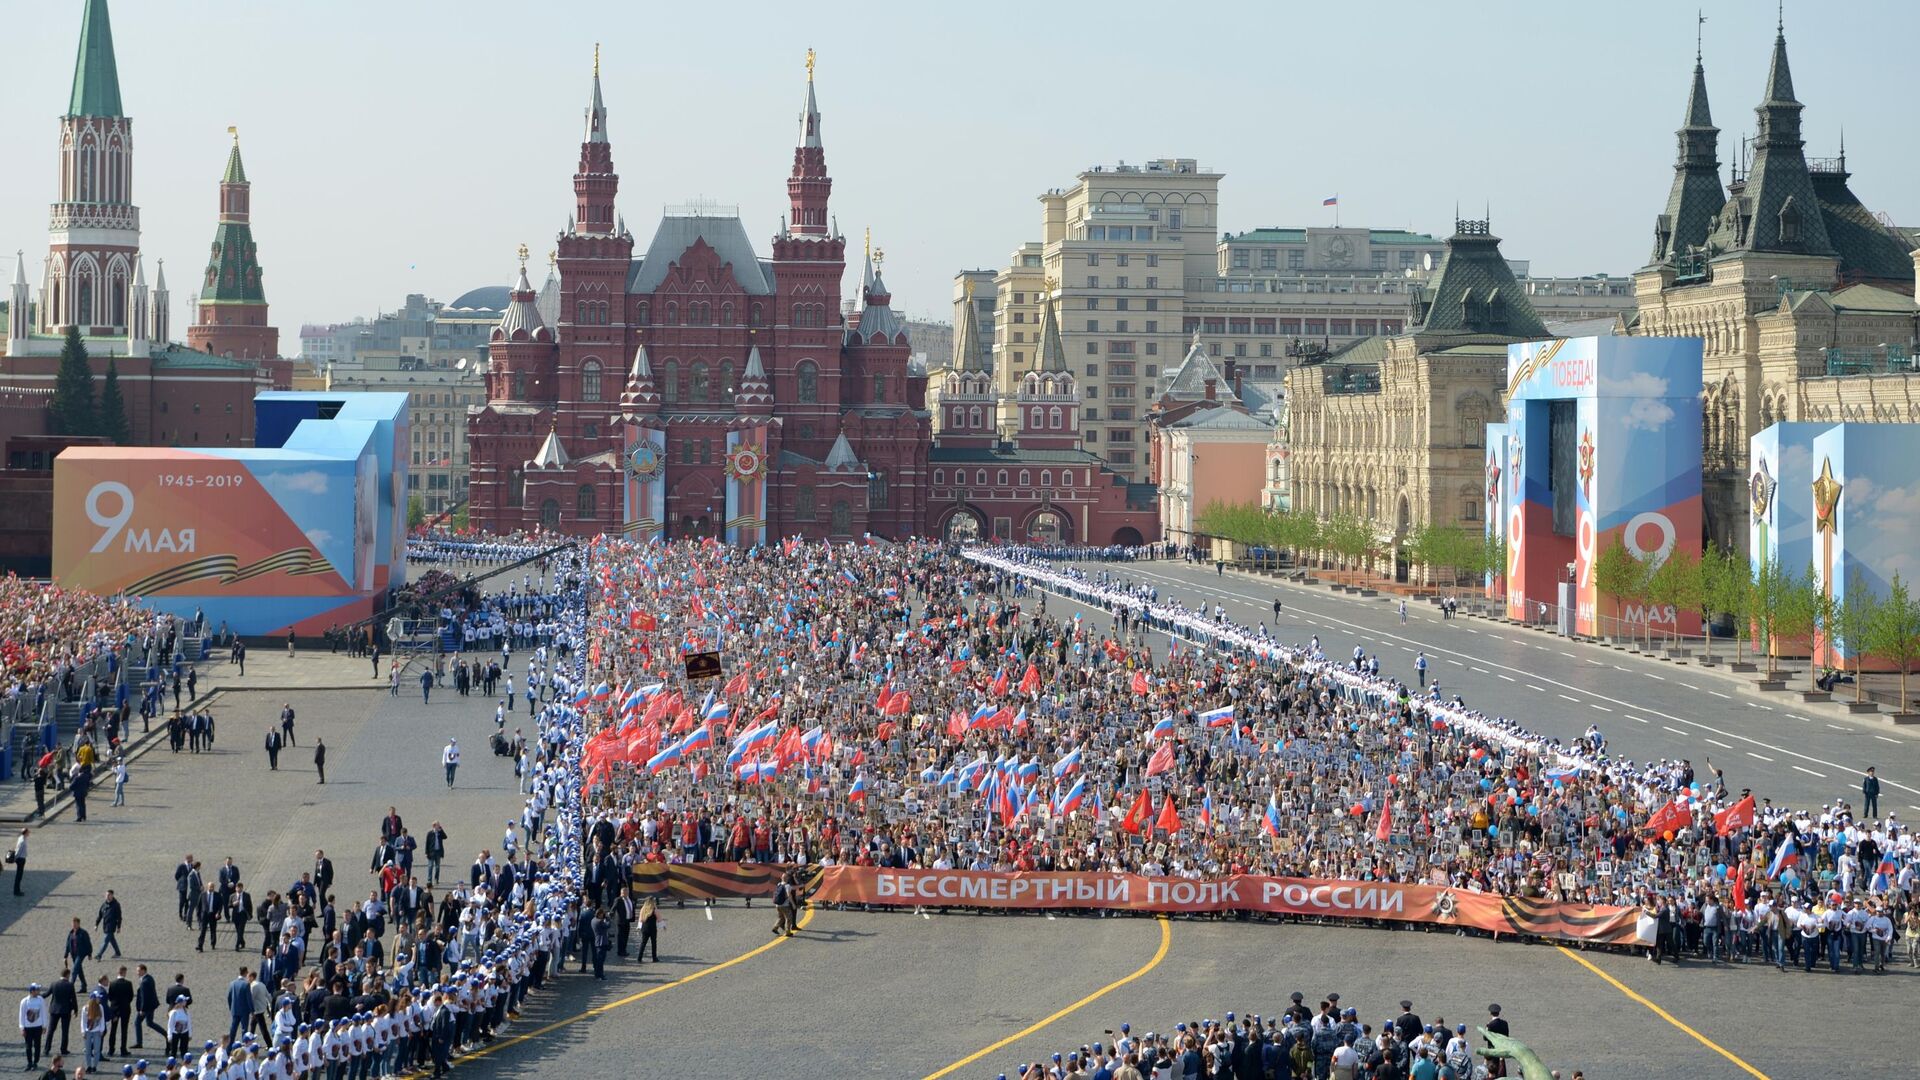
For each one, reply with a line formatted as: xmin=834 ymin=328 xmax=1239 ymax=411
xmin=543 ymin=534 xmax=1919 ymax=966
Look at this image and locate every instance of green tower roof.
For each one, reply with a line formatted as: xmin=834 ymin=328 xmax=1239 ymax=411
xmin=68 ymin=0 xmax=124 ymax=118
xmin=224 ymin=142 xmax=247 ymax=184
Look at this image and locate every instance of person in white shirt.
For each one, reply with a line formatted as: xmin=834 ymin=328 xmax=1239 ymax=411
xmin=19 ymin=983 xmax=49 ymax=1069
xmin=442 ymin=740 xmax=461 ymax=789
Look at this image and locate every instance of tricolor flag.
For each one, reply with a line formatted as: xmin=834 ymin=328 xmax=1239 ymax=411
xmin=1058 ymin=776 xmax=1087 ymax=815
xmin=679 ymin=723 xmax=712 ymax=754
xmin=1015 ymin=758 xmax=1041 ymax=783
xmin=1199 ymin=792 xmax=1214 ymax=830
xmin=592 ymin=682 xmax=613 ymax=702
xmin=1322 ymin=195 xmax=1339 ymax=206
xmin=1766 ymin=836 xmax=1800 ymax=879
xmin=1051 ymin=745 xmax=1082 ymax=778
xmin=1263 ymin=793 xmax=1284 ymax=837
xmin=1200 ymin=705 xmax=1234 ymax=728
xmin=848 ymin=774 xmax=867 ymax=802
xmin=646 ymin=743 xmax=683 ymax=774
xmin=1871 ymin=856 xmax=1897 ymax=894
xmin=1151 ymin=716 xmax=1176 ymax=740
xmin=703 ymin=699 xmax=731 ymax=722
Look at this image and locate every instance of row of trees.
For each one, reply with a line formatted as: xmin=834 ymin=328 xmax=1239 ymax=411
xmin=1192 ymin=501 xmax=1502 ymax=590
xmin=1593 ymin=538 xmax=1920 ymax=702
xmin=50 ymin=326 xmax=132 ymax=443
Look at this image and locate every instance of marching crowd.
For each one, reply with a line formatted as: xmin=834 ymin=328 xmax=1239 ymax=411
xmin=15 ymin=550 xmax=601 ymax=1080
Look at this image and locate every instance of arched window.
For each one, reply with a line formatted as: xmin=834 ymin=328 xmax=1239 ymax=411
xmin=969 ymin=406 xmax=983 ymax=428
xmin=665 ymin=302 xmax=678 ymax=324
xmin=933 ymin=469 xmax=945 ymax=485
xmin=750 ymin=303 xmax=763 ymax=326
xmin=997 ymin=469 xmax=1008 ymax=487
xmin=721 ymin=303 xmax=734 ymax=326
xmin=581 ymin=360 xmax=603 ymax=402
xmin=637 ymin=301 xmax=650 ymax=325
xmin=976 ymin=470 xmax=987 ymax=487
xmin=78 ymin=137 xmax=96 ymax=202
xmin=691 ymin=361 xmax=711 ymax=403
xmin=1030 ymin=407 xmax=1043 ymax=429
xmin=830 ymin=499 xmax=851 ymax=535
xmin=576 ymin=484 xmax=597 ymax=518
xmin=796 ymin=487 xmax=816 ymax=520
xmin=719 ymin=361 xmax=735 ymax=399
xmin=662 ymin=361 xmax=679 ymax=403
xmin=1019 ymin=469 xmax=1031 ymax=487
xmin=540 ymin=499 xmax=560 ymax=529
xmin=73 ymin=262 xmax=97 ymax=327
xmin=1040 ymin=470 xmax=1052 ymax=488
xmin=796 ymin=361 xmax=819 ymax=403
xmin=1049 ymin=406 xmax=1063 ymax=429
xmin=107 ymin=261 xmax=127 ymax=328
xmin=507 ymin=468 xmax=524 ymax=506
xmin=872 ymin=373 xmax=886 ymax=402
xmin=868 ymin=468 xmax=888 ymax=509
xmin=950 ymin=407 xmax=963 ymax=428
xmin=575 ymin=301 xmax=587 ymax=323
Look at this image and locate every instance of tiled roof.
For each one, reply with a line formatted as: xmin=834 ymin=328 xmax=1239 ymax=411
xmin=1414 ymin=227 xmax=1547 ymax=338
xmin=628 ymin=214 xmax=773 ymax=296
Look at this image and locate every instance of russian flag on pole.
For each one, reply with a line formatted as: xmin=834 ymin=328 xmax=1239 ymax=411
xmin=592 ymin=682 xmax=613 ymax=702
xmin=1151 ymin=716 xmax=1176 ymax=740
xmin=646 ymin=743 xmax=683 ymax=775
xmin=703 ymin=699 xmax=731 ymax=722
xmin=1263 ymin=793 xmax=1284 ymax=837
xmin=848 ymin=774 xmax=868 ymax=802
xmin=1052 ymin=745 xmax=1082 ymax=778
xmin=1058 ymin=776 xmax=1087 ymax=815
xmin=1199 ymin=792 xmax=1214 ymax=830
xmin=678 ymin=724 xmax=712 ymax=754
xmin=1200 ymin=705 xmax=1234 ymax=728
xmin=1766 ymin=836 xmax=1800 ymax=879
xmin=1871 ymin=856 xmax=1897 ymax=894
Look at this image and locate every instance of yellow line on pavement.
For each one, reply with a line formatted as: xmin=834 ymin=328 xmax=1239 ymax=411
xmin=920 ymin=915 xmax=1172 ymax=1080
xmin=461 ymin=905 xmax=816 ymax=1061
xmin=1554 ymin=946 xmax=1770 ymax=1080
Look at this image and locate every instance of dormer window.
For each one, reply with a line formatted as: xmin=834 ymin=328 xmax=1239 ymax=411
xmin=1778 ymin=196 xmax=1802 ymax=245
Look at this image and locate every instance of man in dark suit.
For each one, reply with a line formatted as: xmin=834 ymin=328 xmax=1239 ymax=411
xmin=106 ymin=966 xmax=134 ymax=1055
xmin=228 ymin=884 xmax=254 ymax=950
xmin=174 ymin=854 xmax=196 ymax=922
xmin=313 ymin=738 xmax=326 ymax=784
xmin=313 ymin=850 xmax=335 ymax=899
xmin=196 ymin=884 xmax=222 ymax=951
xmin=614 ymin=892 xmax=635 ymax=958
xmin=216 ymin=858 xmax=241 ymax=904
xmin=133 ymin=964 xmax=162 ymax=1049
xmin=47 ymin=971 xmax=77 ymax=1055
xmin=264 ymin=727 xmax=282 ymax=770
xmin=1484 ymin=1004 xmax=1510 ymax=1078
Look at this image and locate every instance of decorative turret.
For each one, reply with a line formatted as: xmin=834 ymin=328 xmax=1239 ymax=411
xmin=70 ymin=0 xmax=122 ymax=119
xmin=127 ymin=253 xmax=148 ymax=356
xmin=1016 ymin=324 xmax=1079 ymax=453
xmin=188 ymin=128 xmax=279 ymax=360
xmin=574 ymin=44 xmax=618 ymax=236
xmin=1410 ymin=218 xmax=1547 ymax=338
xmin=151 ymin=258 xmax=168 ymax=343
xmin=8 ymin=251 xmax=31 ymax=353
xmin=528 ymin=418 xmax=571 ymax=470
xmin=493 ymin=251 xmax=551 ymax=343
xmin=44 ymin=0 xmax=139 ymax=337
xmin=734 ymin=344 xmax=774 ymax=413
xmin=1651 ymin=24 xmax=1726 ymax=265
xmin=619 ymin=343 xmax=661 ymax=417
xmin=952 ymin=277 xmax=987 ymax=374
xmin=823 ymin=430 xmax=864 ymax=472
xmin=1034 ymin=279 xmax=1067 ymax=373
xmin=1707 ymin=16 xmax=1832 ymax=256
xmin=787 ymin=50 xmax=832 ymax=236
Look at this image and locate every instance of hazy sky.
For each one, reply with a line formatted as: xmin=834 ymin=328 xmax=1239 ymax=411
xmin=3 ymin=0 xmax=1915 ymax=353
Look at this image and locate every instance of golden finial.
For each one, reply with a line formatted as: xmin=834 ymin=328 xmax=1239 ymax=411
xmin=516 ymin=243 xmax=529 ymax=268
xmin=547 ymin=250 xmax=557 ymax=269
xmin=874 ymin=246 xmax=885 ymax=269
xmin=227 ymin=125 xmax=238 ymax=144
xmin=593 ymin=43 xmax=601 ymax=78
xmin=864 ymin=227 xmax=871 ymax=262
xmin=964 ymin=277 xmax=976 ymax=299
xmin=806 ymin=47 xmax=816 ymax=81
xmin=1041 ymin=275 xmax=1057 ymax=293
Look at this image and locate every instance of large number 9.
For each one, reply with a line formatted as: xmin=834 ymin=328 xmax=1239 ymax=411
xmin=86 ymin=481 xmax=134 ymax=553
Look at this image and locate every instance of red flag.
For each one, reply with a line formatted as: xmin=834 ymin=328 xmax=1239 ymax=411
xmin=1713 ymin=794 xmax=1756 ymax=837
xmin=1729 ymin=865 xmax=1748 ymax=912
xmin=1018 ymin=663 xmax=1041 ymax=696
xmin=1145 ymin=741 xmax=1175 ymax=778
xmin=1644 ymin=797 xmax=1691 ymax=836
xmin=1374 ymin=801 xmax=1393 ymax=843
xmin=947 ymin=709 xmax=968 ymax=738
xmin=1130 ymin=670 xmax=1149 ymax=695
xmin=990 ymin=669 xmax=1009 ymax=697
xmin=875 ymin=682 xmax=894 ymax=713
xmin=1121 ymin=788 xmax=1153 ymax=834
xmin=724 ymin=670 xmax=751 ymax=698
xmin=883 ymin=692 xmax=912 ymax=717
xmin=950 ymin=659 xmax=968 ymax=673
xmin=670 ymin=707 xmax=697 ymax=735
xmin=874 ymin=721 xmax=897 ymax=741
xmin=1155 ymin=794 xmax=1181 ymax=835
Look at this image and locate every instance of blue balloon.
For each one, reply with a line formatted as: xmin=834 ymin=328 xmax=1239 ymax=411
xmin=1487 ymin=824 xmax=1500 ymax=838
xmin=1479 ymin=778 xmax=1494 ymax=792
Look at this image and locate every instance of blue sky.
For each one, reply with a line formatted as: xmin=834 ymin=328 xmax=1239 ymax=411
xmin=2 ymin=0 xmax=1914 ymax=345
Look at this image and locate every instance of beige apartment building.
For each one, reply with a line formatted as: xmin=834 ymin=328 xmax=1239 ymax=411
xmin=1626 ymin=24 xmax=1919 ymax=551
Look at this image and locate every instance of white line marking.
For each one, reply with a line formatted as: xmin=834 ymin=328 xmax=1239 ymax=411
xmin=1614 ymin=666 xmax=1633 ymax=672
xmin=1472 ymin=667 xmax=1490 ymax=674
xmin=1534 ymin=645 xmax=1550 ymax=651
xmin=1497 ymin=674 xmax=1516 ymax=683
xmin=1561 ymin=652 xmax=1577 ymax=659
xmin=1793 ymin=766 xmax=1827 ymax=778
xmin=1680 ymin=683 xmax=1700 ymax=691
xmin=1557 ymin=693 xmax=1581 ymax=703
xmin=1627 ymin=714 xmax=1649 ymax=724
xmin=1791 ymin=715 xmax=1813 ymax=723
xmin=1748 ymin=752 xmax=1774 ymax=762
xmin=1664 ymin=726 xmax=1688 ymax=735
xmin=1645 ymin=673 xmax=1665 ymax=681
xmin=1828 ymin=724 xmax=1848 ymax=731
xmin=1585 ymin=658 xmax=1604 ymax=666
xmin=1875 ymin=736 xmax=1901 ymax=744
xmin=1708 ymin=691 xmax=1732 ymax=699
xmin=1705 ymin=738 xmax=1733 ymax=748
xmin=1591 ymin=704 xmax=1612 ymax=712
xmin=1528 ymin=685 xmax=1548 ymax=693
xmin=705 ymin=907 xmax=714 ymax=922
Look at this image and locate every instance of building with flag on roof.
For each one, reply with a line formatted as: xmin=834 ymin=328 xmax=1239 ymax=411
xmin=467 ymin=48 xmax=930 ymax=542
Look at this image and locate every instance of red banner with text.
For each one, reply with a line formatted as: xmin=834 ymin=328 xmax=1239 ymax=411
xmin=807 ymin=866 xmax=1648 ymax=946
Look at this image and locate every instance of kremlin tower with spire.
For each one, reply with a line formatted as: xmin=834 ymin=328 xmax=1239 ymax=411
xmin=467 ymin=49 xmax=930 ymax=541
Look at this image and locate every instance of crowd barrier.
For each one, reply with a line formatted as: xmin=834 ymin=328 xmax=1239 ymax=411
xmin=626 ymin=863 xmax=1648 ymax=946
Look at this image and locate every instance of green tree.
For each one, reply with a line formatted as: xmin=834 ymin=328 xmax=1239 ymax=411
xmin=1480 ymin=530 xmax=1508 ymax=599
xmin=1696 ymin=547 xmax=1733 ymax=663
xmin=407 ymin=494 xmax=426 ymax=529
xmin=1749 ymin=557 xmax=1792 ymax=676
xmin=1833 ymin=574 xmax=1880 ymax=704
xmin=1592 ymin=538 xmax=1648 ymax=642
xmin=97 ymin=358 xmax=131 ymax=444
xmin=1647 ymin=548 xmax=1704 ymax=651
xmin=450 ymin=504 xmax=469 ymax=532
xmin=1865 ymin=572 xmax=1920 ymax=708
xmin=1713 ymin=548 xmax=1752 ymax=662
xmin=49 ymin=325 xmax=96 ymax=436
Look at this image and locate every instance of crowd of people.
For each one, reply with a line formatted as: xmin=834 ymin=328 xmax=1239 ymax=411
xmin=995 ymin=999 xmax=1536 ymax=1080
xmin=403 ymin=535 xmax=564 ymax=568
xmin=15 ymin=548 xmax=602 ymax=1080
xmin=537 ymin=536 xmax=1915 ymax=972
